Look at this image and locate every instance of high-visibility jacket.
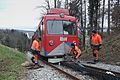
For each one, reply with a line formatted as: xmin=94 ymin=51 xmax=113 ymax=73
xmin=91 ymin=33 xmax=102 ymax=45
xmin=31 ymin=40 xmax=41 ymax=51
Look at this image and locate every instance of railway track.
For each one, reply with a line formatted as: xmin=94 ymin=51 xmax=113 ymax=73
xmin=42 ymin=60 xmax=81 ymax=80
xmin=82 ymin=63 xmax=120 ymax=80
xmin=61 ymin=61 xmax=120 ymax=80
xmin=41 ymin=59 xmax=120 ymax=80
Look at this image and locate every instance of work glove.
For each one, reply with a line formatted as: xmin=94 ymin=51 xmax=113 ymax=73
xmin=73 ymin=56 xmax=77 ymax=60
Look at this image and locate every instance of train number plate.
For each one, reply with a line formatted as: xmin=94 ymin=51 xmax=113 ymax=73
xmin=60 ymin=37 xmax=67 ymax=41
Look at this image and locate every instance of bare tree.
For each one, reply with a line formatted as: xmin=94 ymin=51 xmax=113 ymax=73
xmin=57 ymin=0 xmax=61 ymax=8
xmin=46 ymin=0 xmax=50 ymax=9
xmin=83 ymin=0 xmax=86 ymax=49
xmin=65 ymin=0 xmax=68 ymax=9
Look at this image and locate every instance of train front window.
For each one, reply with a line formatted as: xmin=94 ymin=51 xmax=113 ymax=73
xmin=47 ymin=20 xmax=63 ymax=34
xmin=47 ymin=20 xmax=76 ymax=35
xmin=63 ymin=21 xmax=76 ymax=35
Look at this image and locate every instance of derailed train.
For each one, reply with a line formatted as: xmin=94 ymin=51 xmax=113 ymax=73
xmin=32 ymin=8 xmax=79 ymax=63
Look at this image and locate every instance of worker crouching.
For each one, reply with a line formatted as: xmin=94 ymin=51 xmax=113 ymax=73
xmin=68 ymin=43 xmax=81 ymax=62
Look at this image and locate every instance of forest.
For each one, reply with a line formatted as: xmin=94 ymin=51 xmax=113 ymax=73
xmin=0 ymin=29 xmax=30 ymax=52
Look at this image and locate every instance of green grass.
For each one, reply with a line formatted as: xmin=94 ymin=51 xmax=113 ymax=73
xmin=0 ymin=44 xmax=26 ymax=80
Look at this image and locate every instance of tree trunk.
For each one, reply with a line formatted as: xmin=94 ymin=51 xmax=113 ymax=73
xmin=101 ymin=0 xmax=105 ymax=35
xmin=54 ymin=0 xmax=56 ymax=8
xmin=107 ymin=0 xmax=110 ymax=35
xmin=80 ymin=0 xmax=83 ymax=30
xmin=83 ymin=0 xmax=86 ymax=50
xmin=65 ymin=0 xmax=68 ymax=9
xmin=95 ymin=0 xmax=99 ymax=30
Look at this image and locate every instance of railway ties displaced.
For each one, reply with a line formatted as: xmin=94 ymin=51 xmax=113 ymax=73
xmin=61 ymin=61 xmax=120 ymax=80
xmin=27 ymin=59 xmax=120 ymax=80
xmin=82 ymin=62 xmax=120 ymax=80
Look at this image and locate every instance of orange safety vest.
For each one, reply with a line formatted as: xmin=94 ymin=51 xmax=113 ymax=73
xmin=92 ymin=33 xmax=102 ymax=45
xmin=31 ymin=40 xmax=41 ymax=51
xmin=71 ymin=46 xmax=81 ymax=56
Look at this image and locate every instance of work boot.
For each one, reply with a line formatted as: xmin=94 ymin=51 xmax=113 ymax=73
xmin=31 ymin=57 xmax=35 ymax=63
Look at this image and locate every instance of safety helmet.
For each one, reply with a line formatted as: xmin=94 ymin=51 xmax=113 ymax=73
xmin=73 ymin=41 xmax=76 ymax=45
xmin=71 ymin=41 xmax=76 ymax=47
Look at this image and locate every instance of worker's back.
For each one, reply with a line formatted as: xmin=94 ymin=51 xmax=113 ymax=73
xmin=92 ymin=33 xmax=102 ymax=45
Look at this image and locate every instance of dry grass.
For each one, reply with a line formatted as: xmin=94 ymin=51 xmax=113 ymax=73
xmin=80 ymin=32 xmax=120 ymax=66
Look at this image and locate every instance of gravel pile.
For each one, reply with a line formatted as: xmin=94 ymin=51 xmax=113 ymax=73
xmin=26 ymin=63 xmax=72 ymax=80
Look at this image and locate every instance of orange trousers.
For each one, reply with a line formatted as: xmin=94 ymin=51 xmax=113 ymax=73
xmin=33 ymin=54 xmax=39 ymax=62
xmin=93 ymin=49 xmax=99 ymax=60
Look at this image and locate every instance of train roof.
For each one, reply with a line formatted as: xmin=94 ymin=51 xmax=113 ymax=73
xmin=44 ymin=14 xmax=76 ymax=21
xmin=47 ymin=8 xmax=69 ymax=15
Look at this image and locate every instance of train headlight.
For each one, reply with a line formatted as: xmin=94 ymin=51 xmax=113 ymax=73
xmin=49 ymin=40 xmax=54 ymax=46
xmin=60 ymin=13 xmax=64 ymax=18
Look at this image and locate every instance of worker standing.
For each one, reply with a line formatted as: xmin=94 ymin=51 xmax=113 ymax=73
xmin=30 ymin=37 xmax=42 ymax=68
xmin=68 ymin=42 xmax=81 ymax=62
xmin=91 ymin=30 xmax=102 ymax=62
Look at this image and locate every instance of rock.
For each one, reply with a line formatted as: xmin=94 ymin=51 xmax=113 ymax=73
xmin=21 ymin=61 xmax=31 ymax=67
xmin=116 ymin=62 xmax=120 ymax=66
xmin=0 ymin=59 xmax=3 ymax=62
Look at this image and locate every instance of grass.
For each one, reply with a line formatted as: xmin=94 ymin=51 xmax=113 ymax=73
xmin=0 ymin=44 xmax=26 ymax=80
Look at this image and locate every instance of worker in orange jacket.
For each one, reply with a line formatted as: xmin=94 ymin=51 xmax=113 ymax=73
xmin=91 ymin=30 xmax=102 ymax=62
xmin=31 ymin=37 xmax=41 ymax=66
xmin=69 ymin=42 xmax=81 ymax=60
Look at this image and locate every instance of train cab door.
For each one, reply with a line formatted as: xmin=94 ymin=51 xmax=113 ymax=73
xmin=38 ymin=18 xmax=45 ymax=56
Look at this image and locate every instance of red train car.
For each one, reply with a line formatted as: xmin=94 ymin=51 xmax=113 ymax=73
xmin=34 ymin=8 xmax=79 ymax=63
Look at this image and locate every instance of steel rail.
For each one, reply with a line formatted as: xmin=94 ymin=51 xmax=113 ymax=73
xmin=41 ymin=60 xmax=81 ymax=80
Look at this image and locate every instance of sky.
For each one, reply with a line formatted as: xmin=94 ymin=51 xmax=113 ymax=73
xmin=0 ymin=0 xmax=108 ymax=31
xmin=0 ymin=0 xmax=48 ymax=31
xmin=0 ymin=0 xmax=67 ymax=31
